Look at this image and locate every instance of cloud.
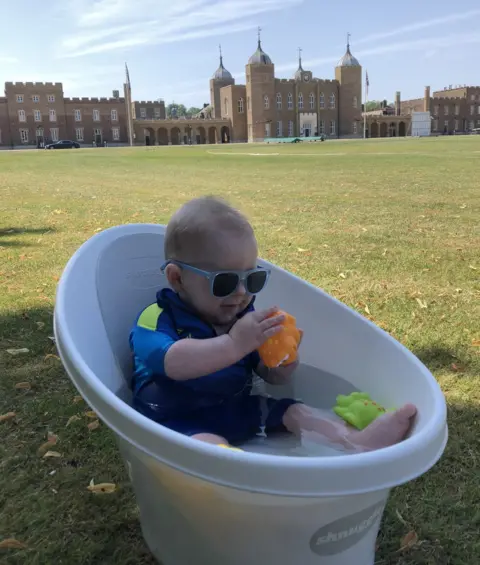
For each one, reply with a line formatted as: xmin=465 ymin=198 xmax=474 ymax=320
xmin=59 ymin=0 xmax=303 ymax=58
xmin=0 ymin=56 xmax=18 ymax=64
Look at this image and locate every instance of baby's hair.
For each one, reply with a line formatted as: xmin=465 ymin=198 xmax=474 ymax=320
xmin=164 ymin=196 xmax=254 ymax=262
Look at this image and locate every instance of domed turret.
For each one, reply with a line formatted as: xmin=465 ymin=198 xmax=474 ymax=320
xmin=337 ymin=35 xmax=360 ymax=67
xmin=212 ymin=45 xmax=233 ymax=80
xmin=248 ymin=27 xmax=272 ymax=65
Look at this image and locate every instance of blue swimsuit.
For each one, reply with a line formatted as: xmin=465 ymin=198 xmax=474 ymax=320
xmin=129 ymin=288 xmax=297 ymax=444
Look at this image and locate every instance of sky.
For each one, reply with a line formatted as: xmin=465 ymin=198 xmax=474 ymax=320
xmin=1 ymin=0 xmax=479 ymax=107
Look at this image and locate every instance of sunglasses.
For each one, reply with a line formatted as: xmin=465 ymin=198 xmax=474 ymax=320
xmin=161 ymin=260 xmax=271 ymax=298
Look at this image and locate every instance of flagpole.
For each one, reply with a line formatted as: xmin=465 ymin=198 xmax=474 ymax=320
xmin=363 ymin=70 xmax=368 ymax=139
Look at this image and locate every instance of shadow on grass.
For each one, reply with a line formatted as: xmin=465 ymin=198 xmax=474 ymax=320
xmin=412 ymin=346 xmax=476 ymax=378
xmin=1 ymin=306 xmax=479 ymax=565
xmin=0 ymin=227 xmax=57 ymax=248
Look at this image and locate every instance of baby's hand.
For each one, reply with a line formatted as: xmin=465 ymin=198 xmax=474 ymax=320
xmin=229 ymin=307 xmax=284 ymax=358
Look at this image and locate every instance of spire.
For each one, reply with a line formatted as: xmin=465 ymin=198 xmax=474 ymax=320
xmin=125 ymin=62 xmax=131 ymax=86
xmin=248 ymin=26 xmax=272 ymax=65
xmin=257 ymin=26 xmax=262 ymax=48
xmin=337 ymin=33 xmax=360 ymax=67
xmin=347 ymin=32 xmax=351 ymax=52
xmin=297 ymin=47 xmax=303 ymax=71
xmin=212 ymin=45 xmax=233 ymax=80
xmin=219 ymin=44 xmax=224 ymax=67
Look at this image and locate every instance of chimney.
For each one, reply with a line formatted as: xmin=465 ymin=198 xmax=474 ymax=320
xmin=395 ymin=91 xmax=401 ymax=116
xmin=424 ymin=86 xmax=430 ymax=112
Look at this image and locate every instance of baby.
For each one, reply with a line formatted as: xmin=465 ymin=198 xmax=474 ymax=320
xmin=129 ymin=196 xmax=416 ymax=452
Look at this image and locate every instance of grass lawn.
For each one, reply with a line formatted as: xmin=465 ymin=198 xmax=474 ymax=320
xmin=0 ymin=137 xmax=479 ymax=565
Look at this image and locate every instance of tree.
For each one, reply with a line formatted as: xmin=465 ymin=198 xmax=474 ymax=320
xmin=187 ymin=107 xmax=201 ymax=116
xmin=365 ymin=100 xmax=382 ymax=111
xmin=166 ymin=103 xmax=187 ymax=118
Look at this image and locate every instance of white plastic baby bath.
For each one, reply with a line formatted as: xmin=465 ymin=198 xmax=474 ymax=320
xmin=54 ymin=224 xmax=448 ymax=565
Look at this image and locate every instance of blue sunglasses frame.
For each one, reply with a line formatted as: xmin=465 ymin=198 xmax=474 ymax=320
xmin=161 ymin=259 xmax=271 ymax=297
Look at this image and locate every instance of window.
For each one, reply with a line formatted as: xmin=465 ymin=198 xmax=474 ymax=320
xmin=264 ymin=95 xmax=269 ymax=109
xmin=276 ymin=121 xmax=283 ymax=137
xmin=112 ymin=127 xmax=120 ymax=140
xmin=444 ymin=120 xmax=449 ymax=130
xmin=298 ymin=93 xmax=303 ymax=110
xmin=477 ymin=106 xmax=480 ymax=115
xmin=309 ymin=92 xmax=315 ymax=110
xmin=50 ymin=128 xmax=59 ymax=142
xmin=276 ymin=93 xmax=282 ymax=110
xmin=47 ymin=94 xmax=55 ymax=103
xmin=16 ymin=94 xmax=24 ymax=103
xmin=93 ymin=109 xmax=100 ymax=121
xmin=111 ymin=109 xmax=118 ymax=121
xmin=319 ymin=120 xmax=325 ymax=134
xmin=224 ymin=97 xmax=228 ymax=115
xmin=75 ymin=128 xmax=84 ymax=141
xmin=74 ymin=109 xmax=82 ymax=122
xmin=353 ymin=121 xmax=357 ymax=134
xmin=288 ymin=120 xmax=294 ymax=136
xmin=18 ymin=109 xmax=26 ymax=122
xmin=330 ymin=120 xmax=336 ymax=135
xmin=433 ymin=119 xmax=438 ymax=131
xmin=454 ymin=120 xmax=459 ymax=130
xmin=32 ymin=95 xmax=39 ymax=103
xmin=237 ymin=98 xmax=244 ymax=113
xmin=329 ymin=93 xmax=336 ymax=109
xmin=469 ymin=120 xmax=474 ymax=130
xmin=455 ymin=105 xmax=459 ymax=115
xmin=265 ymin=122 xmax=271 ymax=137
xmin=471 ymin=94 xmax=475 ymax=101
xmin=34 ymin=109 xmax=41 ymax=122
xmin=154 ymin=108 xmax=161 ymax=118
xmin=140 ymin=107 xmax=146 ymax=118
xmin=19 ymin=128 xmax=29 ymax=143
xmin=434 ymin=105 xmax=439 ymax=116
xmin=49 ymin=109 xmax=56 ymax=122
xmin=470 ymin=105 xmax=475 ymax=115
xmin=353 ymin=96 xmax=358 ymax=109
xmin=36 ymin=127 xmax=44 ymax=138
xmin=94 ymin=128 xmax=102 ymax=141
xmin=444 ymin=106 xmax=449 ymax=115
xmin=319 ymin=93 xmax=325 ymax=108
xmin=287 ymin=93 xmax=293 ymax=110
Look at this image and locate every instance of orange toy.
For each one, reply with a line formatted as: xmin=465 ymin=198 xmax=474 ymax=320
xmin=258 ymin=310 xmax=302 ymax=368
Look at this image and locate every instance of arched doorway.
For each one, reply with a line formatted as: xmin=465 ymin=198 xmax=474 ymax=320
xmin=197 ymin=126 xmax=206 ymax=144
xmin=157 ymin=127 xmax=168 ymax=145
xmin=399 ymin=121 xmax=406 ymax=136
xmin=208 ymin=126 xmax=217 ymax=144
xmin=370 ymin=122 xmax=378 ymax=138
xmin=144 ymin=127 xmax=155 ymax=146
xmin=379 ymin=122 xmax=387 ymax=138
xmin=170 ymin=127 xmax=180 ymax=145
xmin=389 ymin=122 xmax=396 ymax=137
xmin=221 ymin=126 xmax=230 ymax=143
xmin=36 ymin=127 xmax=44 ymax=148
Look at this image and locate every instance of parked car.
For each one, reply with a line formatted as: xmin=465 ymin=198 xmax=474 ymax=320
xmin=45 ymin=140 xmax=80 ymax=149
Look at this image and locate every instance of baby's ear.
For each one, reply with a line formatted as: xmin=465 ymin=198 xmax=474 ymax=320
xmin=164 ymin=263 xmax=183 ymax=291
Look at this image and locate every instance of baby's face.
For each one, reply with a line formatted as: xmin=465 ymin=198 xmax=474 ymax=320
xmin=180 ymin=233 xmax=258 ymax=327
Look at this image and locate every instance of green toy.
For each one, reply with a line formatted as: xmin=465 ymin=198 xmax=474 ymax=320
xmin=333 ymin=392 xmax=395 ymax=430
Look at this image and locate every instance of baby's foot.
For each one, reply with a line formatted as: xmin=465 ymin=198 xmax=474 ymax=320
xmin=348 ymin=404 xmax=417 ymax=451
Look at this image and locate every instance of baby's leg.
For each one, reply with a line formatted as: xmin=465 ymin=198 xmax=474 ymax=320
xmin=282 ymin=403 xmax=416 ymax=452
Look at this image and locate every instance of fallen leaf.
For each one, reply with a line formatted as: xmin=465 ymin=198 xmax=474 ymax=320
xmin=395 ymin=509 xmax=408 ymax=526
xmin=44 ymin=354 xmax=60 ymax=361
xmin=47 ymin=336 xmax=56 ymax=344
xmin=339 ymin=273 xmax=346 ymax=279
xmin=364 ymin=305 xmax=371 ymax=315
xmin=472 ymin=339 xmax=480 ymax=347
xmin=469 ymin=265 xmax=477 ymax=270
xmin=84 ymin=411 xmax=97 ymax=419
xmin=459 ymin=204 xmax=467 ymax=209
xmin=35 ymin=321 xmax=45 ymax=329
xmin=66 ymin=415 xmax=81 ymax=427
xmin=415 ymin=298 xmax=427 ymax=309
xmin=6 ymin=348 xmax=29 ymax=356
xmin=87 ymin=479 xmax=116 ymax=494
xmin=0 ymin=538 xmax=27 ymax=549
xmin=0 ymin=412 xmax=16 ymax=423
xmin=14 ymin=382 xmax=31 ymax=390
xmin=382 ymin=249 xmax=388 ymax=256
xmin=73 ymin=396 xmax=83 ymax=403
xmin=297 ymin=247 xmax=308 ymax=252
xmin=400 ymin=530 xmax=419 ymax=550
xmin=87 ymin=420 xmax=100 ymax=431
xmin=43 ymin=451 xmax=62 ymax=459
xmin=37 ymin=434 xmax=58 ymax=456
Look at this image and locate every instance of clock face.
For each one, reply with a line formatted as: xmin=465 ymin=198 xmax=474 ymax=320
xmin=303 ymin=74 xmax=310 ymax=82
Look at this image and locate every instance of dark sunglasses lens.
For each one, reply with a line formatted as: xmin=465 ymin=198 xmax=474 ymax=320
xmin=246 ymin=270 xmax=268 ymax=294
xmin=212 ymin=273 xmax=240 ymax=297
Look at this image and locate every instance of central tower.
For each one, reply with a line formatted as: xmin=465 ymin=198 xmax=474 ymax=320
xmin=245 ymin=28 xmax=275 ymax=142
